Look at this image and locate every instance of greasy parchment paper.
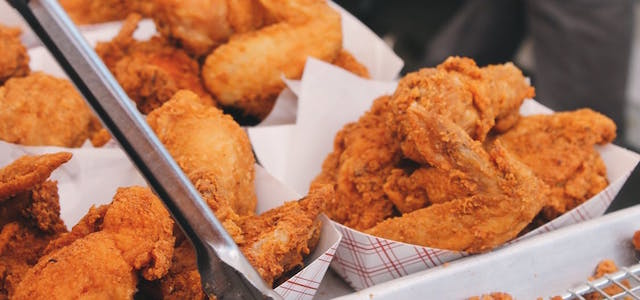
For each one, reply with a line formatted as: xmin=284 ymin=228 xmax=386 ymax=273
xmin=0 ymin=141 xmax=341 ymax=300
xmin=248 ymin=59 xmax=640 ymax=290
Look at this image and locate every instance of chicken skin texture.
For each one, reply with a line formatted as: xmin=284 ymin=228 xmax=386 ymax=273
xmin=366 ymin=104 xmax=547 ymax=253
xmin=0 ymin=25 xmax=29 ymax=85
xmin=493 ymin=109 xmax=616 ymax=221
xmin=0 ymin=73 xmax=107 ymax=147
xmin=202 ymin=0 xmax=342 ymax=119
xmin=147 ymin=90 xmax=256 ymax=230
xmin=96 ymin=14 xmax=216 ymax=114
xmin=13 ymin=187 xmax=175 ymax=299
xmin=0 ymin=153 xmax=70 ymax=299
xmin=158 ymin=185 xmax=330 ymax=299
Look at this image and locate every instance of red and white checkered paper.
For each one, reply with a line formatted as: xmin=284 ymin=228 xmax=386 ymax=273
xmin=328 ymin=100 xmax=640 ymax=290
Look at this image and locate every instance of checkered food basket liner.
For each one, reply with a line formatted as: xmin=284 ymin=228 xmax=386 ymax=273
xmin=330 ymin=100 xmax=640 ymax=291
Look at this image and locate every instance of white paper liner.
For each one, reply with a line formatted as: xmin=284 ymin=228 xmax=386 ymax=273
xmin=248 ymin=59 xmax=640 ymax=290
xmin=0 ymin=141 xmax=342 ymax=300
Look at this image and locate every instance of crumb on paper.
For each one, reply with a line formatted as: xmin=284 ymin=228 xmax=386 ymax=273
xmin=468 ymin=292 xmax=513 ymax=300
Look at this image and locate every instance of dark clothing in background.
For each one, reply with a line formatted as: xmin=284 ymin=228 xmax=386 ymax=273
xmin=424 ymin=0 xmax=634 ymax=139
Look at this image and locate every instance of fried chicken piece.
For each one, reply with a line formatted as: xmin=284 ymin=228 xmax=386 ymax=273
xmin=0 ymin=25 xmax=29 ymax=85
xmin=152 ymin=0 xmax=266 ymax=57
xmin=310 ymin=96 xmax=401 ymax=230
xmin=391 ymin=57 xmax=534 ymax=152
xmin=331 ymin=50 xmax=370 ymax=78
xmin=96 ymin=14 xmax=216 ymax=114
xmin=59 ymin=0 xmax=153 ymax=25
xmin=159 ymin=186 xmax=330 ymax=297
xmin=147 ymin=90 xmax=256 ymax=224
xmin=0 ymin=153 xmax=71 ymax=201
xmin=366 ymin=104 xmax=547 ymax=253
xmin=0 ymin=153 xmax=69 ymax=299
xmin=203 ymin=0 xmax=342 ymax=119
xmin=13 ymin=187 xmax=174 ymax=299
xmin=494 ymin=109 xmax=616 ymax=222
xmin=237 ymin=185 xmax=326 ymax=285
xmin=0 ymin=73 xmax=107 ymax=147
xmin=380 ymin=58 xmax=534 ymax=213
xmin=633 ymin=230 xmax=640 ymax=251
xmin=468 ymin=293 xmax=513 ymax=300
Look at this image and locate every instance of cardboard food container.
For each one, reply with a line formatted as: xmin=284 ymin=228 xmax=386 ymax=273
xmin=248 ymin=59 xmax=640 ymax=290
xmin=0 ymin=141 xmax=341 ymax=300
xmin=334 ymin=203 xmax=640 ymax=299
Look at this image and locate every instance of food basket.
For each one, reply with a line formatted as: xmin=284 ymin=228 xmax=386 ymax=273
xmin=249 ymin=58 xmax=640 ymax=290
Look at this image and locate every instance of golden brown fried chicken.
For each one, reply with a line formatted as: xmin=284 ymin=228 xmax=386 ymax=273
xmin=59 ymin=0 xmax=154 ymax=25
xmin=633 ymin=230 xmax=640 ymax=251
xmin=159 ymin=186 xmax=329 ymax=298
xmin=366 ymin=105 xmax=547 ymax=253
xmin=331 ymin=50 xmax=370 ymax=78
xmin=147 ymin=90 xmax=256 ymax=229
xmin=493 ymin=109 xmax=616 ymax=222
xmin=152 ymin=0 xmax=266 ymax=57
xmin=391 ymin=57 xmax=534 ymax=149
xmin=312 ymin=58 xmax=535 ymax=229
xmin=0 ymin=153 xmax=71 ymax=201
xmin=96 ymin=14 xmax=216 ymax=114
xmin=311 ymin=96 xmax=401 ymax=230
xmin=202 ymin=0 xmax=342 ymax=119
xmin=13 ymin=187 xmax=175 ymax=299
xmin=0 ymin=25 xmax=29 ymax=85
xmin=0 ymin=73 xmax=107 ymax=147
xmin=0 ymin=153 xmax=70 ymax=299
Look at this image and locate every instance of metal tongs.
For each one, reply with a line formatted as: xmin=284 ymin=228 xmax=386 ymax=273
xmin=7 ymin=0 xmax=282 ymax=299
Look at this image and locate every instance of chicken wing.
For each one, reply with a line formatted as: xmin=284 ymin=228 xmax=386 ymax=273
xmin=202 ymin=0 xmax=342 ymax=119
xmin=0 ymin=73 xmax=107 ymax=147
xmin=311 ymin=96 xmax=401 ymax=230
xmin=158 ymin=185 xmax=329 ymax=298
xmin=0 ymin=153 xmax=70 ymax=299
xmin=96 ymin=14 xmax=216 ymax=114
xmin=0 ymin=25 xmax=29 ymax=85
xmin=366 ymin=104 xmax=547 ymax=253
xmin=13 ymin=186 xmax=175 ymax=299
xmin=493 ymin=109 xmax=616 ymax=222
xmin=146 ymin=90 xmax=256 ymax=225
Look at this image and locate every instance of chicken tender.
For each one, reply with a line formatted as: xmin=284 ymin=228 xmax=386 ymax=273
xmin=147 ymin=90 xmax=256 ymax=224
xmin=0 ymin=25 xmax=29 ymax=84
xmin=366 ymin=105 xmax=547 ymax=253
xmin=96 ymin=14 xmax=216 ymax=114
xmin=0 ymin=153 xmax=70 ymax=299
xmin=202 ymin=0 xmax=342 ymax=119
xmin=494 ymin=109 xmax=616 ymax=222
xmin=13 ymin=187 xmax=175 ymax=299
xmin=0 ymin=73 xmax=106 ymax=147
